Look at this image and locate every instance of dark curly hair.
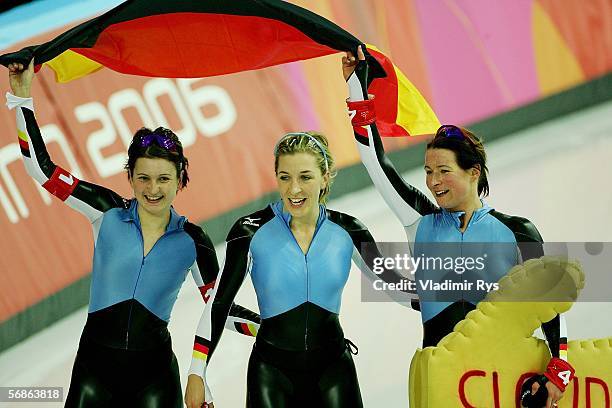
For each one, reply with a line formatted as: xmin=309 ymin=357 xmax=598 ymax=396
xmin=124 ymin=127 xmax=189 ymax=187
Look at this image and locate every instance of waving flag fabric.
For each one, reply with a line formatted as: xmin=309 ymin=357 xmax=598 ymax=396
xmin=0 ymin=0 xmax=439 ymax=136
xmin=366 ymin=45 xmax=440 ymax=137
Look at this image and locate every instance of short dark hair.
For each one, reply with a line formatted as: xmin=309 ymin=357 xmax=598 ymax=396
xmin=427 ymin=126 xmax=489 ymax=197
xmin=124 ymin=127 xmax=189 ymax=187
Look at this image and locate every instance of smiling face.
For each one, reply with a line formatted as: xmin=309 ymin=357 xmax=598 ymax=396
xmin=129 ymin=157 xmax=180 ymax=217
xmin=425 ymin=148 xmax=480 ymax=212
xmin=276 ymin=152 xmax=329 ymax=222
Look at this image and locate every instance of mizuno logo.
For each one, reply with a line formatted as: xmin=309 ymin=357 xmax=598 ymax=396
xmin=243 ymin=217 xmax=261 ymax=227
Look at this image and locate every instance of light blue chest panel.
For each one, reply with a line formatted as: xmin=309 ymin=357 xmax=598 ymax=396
xmin=414 ymin=204 xmax=519 ymax=323
xmin=89 ymin=200 xmax=196 ymax=321
xmin=249 ymin=203 xmax=355 ymax=319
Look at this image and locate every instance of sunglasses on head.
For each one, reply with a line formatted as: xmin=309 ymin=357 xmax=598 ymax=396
xmin=137 ymin=133 xmax=177 ymax=152
xmin=436 ymin=125 xmax=464 ymax=140
xmin=436 ymin=125 xmax=476 ymax=146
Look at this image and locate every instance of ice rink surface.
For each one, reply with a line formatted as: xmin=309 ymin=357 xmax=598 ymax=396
xmin=1 ymin=100 xmax=611 ymax=407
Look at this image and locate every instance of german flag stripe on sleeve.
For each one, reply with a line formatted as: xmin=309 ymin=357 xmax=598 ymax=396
xmin=193 ymin=336 xmax=211 ymax=361
xmin=234 ymin=321 xmax=257 ymax=337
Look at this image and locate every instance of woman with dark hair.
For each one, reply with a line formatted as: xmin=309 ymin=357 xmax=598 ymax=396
xmin=185 ymin=131 xmax=414 ymax=408
xmin=341 ymin=47 xmax=574 ymax=408
xmin=6 ymin=60 xmax=259 ymax=408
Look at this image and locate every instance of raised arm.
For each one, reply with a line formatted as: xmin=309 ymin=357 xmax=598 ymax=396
xmin=185 ymin=220 xmax=254 ymax=408
xmin=342 ymin=47 xmax=437 ymax=226
xmin=7 ymin=60 xmax=125 ymax=222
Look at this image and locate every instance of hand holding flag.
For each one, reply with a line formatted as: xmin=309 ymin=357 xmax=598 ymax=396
xmin=342 ymin=45 xmax=365 ymax=81
xmin=7 ymin=59 xmax=34 ymax=98
xmin=0 ymin=0 xmax=439 ymax=137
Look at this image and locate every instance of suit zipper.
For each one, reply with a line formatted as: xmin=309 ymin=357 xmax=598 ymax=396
xmin=125 ymin=226 xmax=175 ymax=349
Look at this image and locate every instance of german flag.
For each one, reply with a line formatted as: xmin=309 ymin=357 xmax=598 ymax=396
xmin=366 ymin=45 xmax=440 ymax=137
xmin=0 ymin=0 xmax=439 ymax=136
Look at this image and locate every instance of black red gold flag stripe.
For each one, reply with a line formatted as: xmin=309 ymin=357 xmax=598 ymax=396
xmin=0 ymin=0 xmax=439 ymax=136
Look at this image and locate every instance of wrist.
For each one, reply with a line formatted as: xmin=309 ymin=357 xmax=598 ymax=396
xmin=12 ymin=88 xmax=31 ymax=98
xmin=347 ymin=99 xmax=376 ymax=127
xmin=543 ymin=357 xmax=575 ymax=392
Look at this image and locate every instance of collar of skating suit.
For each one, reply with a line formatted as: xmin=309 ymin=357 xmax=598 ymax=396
xmin=120 ymin=198 xmax=186 ymax=232
xmin=271 ymin=200 xmax=327 ymax=232
xmin=439 ymin=200 xmax=493 ymax=229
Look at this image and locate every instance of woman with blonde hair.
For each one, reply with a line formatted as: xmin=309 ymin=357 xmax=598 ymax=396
xmin=185 ymin=131 xmax=412 ymax=408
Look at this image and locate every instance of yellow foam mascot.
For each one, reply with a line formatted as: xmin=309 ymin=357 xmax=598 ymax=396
xmin=409 ymin=257 xmax=611 ymax=407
